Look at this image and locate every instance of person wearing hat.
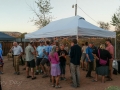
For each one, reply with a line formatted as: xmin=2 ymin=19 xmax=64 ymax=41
xmin=35 ymin=40 xmax=45 ymax=75
xmin=25 ymin=42 xmax=36 ymax=80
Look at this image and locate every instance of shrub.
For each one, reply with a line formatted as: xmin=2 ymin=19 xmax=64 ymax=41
xmin=105 ymin=86 xmax=120 ymax=90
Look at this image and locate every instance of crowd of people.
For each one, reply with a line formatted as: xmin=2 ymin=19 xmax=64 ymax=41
xmin=0 ymin=38 xmax=114 ymax=88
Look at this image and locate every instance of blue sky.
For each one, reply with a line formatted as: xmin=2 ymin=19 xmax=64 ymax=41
xmin=0 ymin=0 xmax=120 ymax=33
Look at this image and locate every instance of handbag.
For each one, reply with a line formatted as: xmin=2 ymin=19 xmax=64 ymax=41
xmin=98 ymin=49 xmax=107 ymax=65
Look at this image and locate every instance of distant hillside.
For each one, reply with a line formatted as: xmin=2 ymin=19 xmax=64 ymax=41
xmin=2 ymin=32 xmax=22 ymax=38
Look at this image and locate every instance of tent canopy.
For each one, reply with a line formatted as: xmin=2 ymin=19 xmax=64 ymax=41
xmin=25 ymin=15 xmax=116 ymax=39
xmin=0 ymin=32 xmax=15 ymax=41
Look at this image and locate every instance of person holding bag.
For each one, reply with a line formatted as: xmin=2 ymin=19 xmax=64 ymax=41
xmin=92 ymin=44 xmax=112 ymax=83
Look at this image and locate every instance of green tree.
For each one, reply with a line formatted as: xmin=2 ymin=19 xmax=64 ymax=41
xmin=98 ymin=21 xmax=110 ymax=30
xmin=18 ymin=33 xmax=27 ymax=38
xmin=30 ymin=0 xmax=53 ymax=28
xmin=111 ymin=6 xmax=120 ymax=31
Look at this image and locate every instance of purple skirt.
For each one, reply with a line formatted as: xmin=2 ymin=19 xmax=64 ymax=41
xmin=51 ymin=64 xmax=61 ymax=76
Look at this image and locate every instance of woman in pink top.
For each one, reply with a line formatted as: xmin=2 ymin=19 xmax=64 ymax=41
xmin=49 ymin=46 xmax=61 ymax=88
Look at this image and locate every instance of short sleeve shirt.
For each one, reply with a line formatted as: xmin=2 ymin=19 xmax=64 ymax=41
xmin=82 ymin=46 xmax=88 ymax=53
xmin=44 ymin=45 xmax=52 ymax=59
xmin=36 ymin=46 xmax=45 ymax=58
xmin=25 ymin=45 xmax=34 ymax=61
xmin=106 ymin=45 xmax=114 ymax=59
xmin=86 ymin=47 xmax=94 ymax=61
xmin=12 ymin=45 xmax=23 ymax=55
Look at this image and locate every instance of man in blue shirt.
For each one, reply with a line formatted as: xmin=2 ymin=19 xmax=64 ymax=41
xmin=86 ymin=42 xmax=94 ymax=78
xmin=41 ymin=41 xmax=52 ymax=78
xmin=35 ymin=40 xmax=45 ymax=75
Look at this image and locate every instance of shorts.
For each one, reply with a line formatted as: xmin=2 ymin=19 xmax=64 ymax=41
xmin=81 ymin=53 xmax=86 ymax=61
xmin=27 ymin=59 xmax=35 ymax=68
xmin=36 ymin=57 xmax=43 ymax=66
xmin=40 ymin=58 xmax=50 ymax=66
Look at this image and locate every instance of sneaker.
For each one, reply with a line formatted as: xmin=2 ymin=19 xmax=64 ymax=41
xmin=55 ymin=85 xmax=61 ymax=88
xmin=0 ymin=71 xmax=4 ymax=74
xmin=63 ymin=77 xmax=67 ymax=81
xmin=27 ymin=76 xmax=31 ymax=78
xmin=35 ymin=72 xmax=39 ymax=75
xmin=60 ymin=77 xmax=64 ymax=80
xmin=14 ymin=72 xmax=17 ymax=75
xmin=71 ymin=84 xmax=77 ymax=88
xmin=32 ymin=77 xmax=36 ymax=80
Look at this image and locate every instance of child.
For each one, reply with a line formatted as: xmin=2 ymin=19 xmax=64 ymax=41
xmin=58 ymin=44 xmax=68 ymax=80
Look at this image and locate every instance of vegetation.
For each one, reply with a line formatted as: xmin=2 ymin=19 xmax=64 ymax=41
xmin=98 ymin=21 xmax=110 ymax=30
xmin=105 ymin=86 xmax=120 ymax=90
xmin=111 ymin=6 xmax=120 ymax=31
xmin=30 ymin=0 xmax=53 ymax=28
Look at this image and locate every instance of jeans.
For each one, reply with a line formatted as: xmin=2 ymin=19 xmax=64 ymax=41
xmin=86 ymin=61 xmax=93 ymax=77
xmin=60 ymin=64 xmax=66 ymax=75
xmin=70 ymin=63 xmax=80 ymax=87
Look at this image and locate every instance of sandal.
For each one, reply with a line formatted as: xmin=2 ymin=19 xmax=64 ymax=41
xmin=92 ymin=79 xmax=97 ymax=82
xmin=55 ymin=85 xmax=61 ymax=88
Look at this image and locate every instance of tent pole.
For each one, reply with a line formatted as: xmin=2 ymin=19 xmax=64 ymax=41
xmin=77 ymin=34 xmax=78 ymax=41
xmin=115 ymin=37 xmax=116 ymax=59
xmin=76 ymin=29 xmax=78 ymax=41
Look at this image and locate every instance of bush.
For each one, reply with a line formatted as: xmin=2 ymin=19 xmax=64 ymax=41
xmin=105 ymin=86 xmax=120 ymax=90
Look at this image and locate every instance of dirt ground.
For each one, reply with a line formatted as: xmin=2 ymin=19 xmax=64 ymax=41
xmin=1 ymin=56 xmax=120 ymax=90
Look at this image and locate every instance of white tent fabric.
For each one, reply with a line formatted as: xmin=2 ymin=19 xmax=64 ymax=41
xmin=25 ymin=15 xmax=116 ymax=39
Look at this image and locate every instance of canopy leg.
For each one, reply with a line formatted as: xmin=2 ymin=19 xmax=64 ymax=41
xmin=115 ymin=37 xmax=116 ymax=59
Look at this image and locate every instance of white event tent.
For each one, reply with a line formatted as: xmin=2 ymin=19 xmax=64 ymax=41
xmin=25 ymin=15 xmax=116 ymax=58
xmin=25 ymin=15 xmax=116 ymax=39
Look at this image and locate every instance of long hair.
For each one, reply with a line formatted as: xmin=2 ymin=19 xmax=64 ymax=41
xmin=100 ymin=44 xmax=105 ymax=49
xmin=50 ymin=46 xmax=56 ymax=57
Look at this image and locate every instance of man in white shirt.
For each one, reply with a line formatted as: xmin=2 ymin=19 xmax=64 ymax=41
xmin=11 ymin=42 xmax=23 ymax=75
